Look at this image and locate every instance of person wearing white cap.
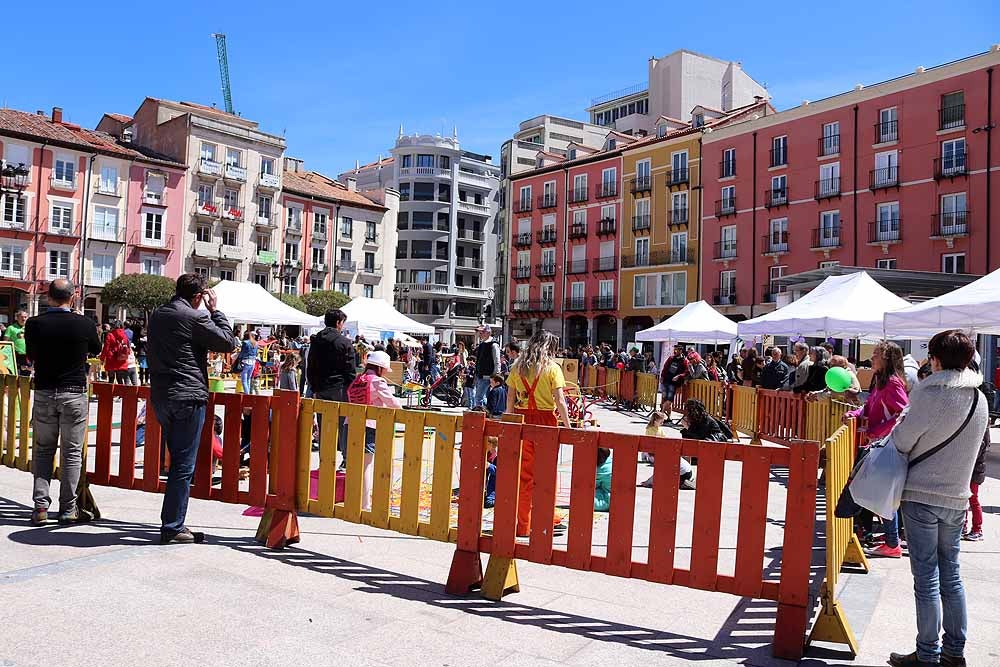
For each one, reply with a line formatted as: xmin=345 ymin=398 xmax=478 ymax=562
xmin=346 ymin=350 xmax=402 ymax=511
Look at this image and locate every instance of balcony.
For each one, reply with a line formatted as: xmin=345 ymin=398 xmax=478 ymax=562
xmin=597 ymin=218 xmax=617 ymax=236
xmin=630 ymin=177 xmax=652 ymax=195
xmin=569 ymin=223 xmax=587 ymax=239
xmin=931 ymin=211 xmax=969 ymax=239
xmin=49 ymin=174 xmax=77 ymax=192
xmin=713 ymin=241 xmax=737 ymax=261
xmin=868 ymin=219 xmax=902 ymax=245
xmin=224 ymin=164 xmax=247 ymax=182
xmin=566 ymin=259 xmax=588 ymax=275
xmin=258 ymin=172 xmax=281 ymax=189
xmin=457 ymin=200 xmax=491 ymax=216
xmin=198 ymin=158 xmax=222 ymax=177
xmin=569 ymin=187 xmax=589 ymax=204
xmin=514 ymin=200 xmax=532 ymax=213
xmin=869 ymin=166 xmax=899 ymax=191
xmin=282 ymin=258 xmax=302 ymax=271
xmin=42 ymin=220 xmax=81 ymax=240
xmin=764 ymin=188 xmax=788 ymax=209
xmin=818 ymin=134 xmax=840 ymax=157
xmin=594 ymin=182 xmax=617 ymax=199
xmin=715 ymin=198 xmax=737 ymax=218
xmin=632 ymin=215 xmax=651 ymax=233
xmin=221 ymin=205 xmax=245 ymax=222
xmin=565 ymin=297 xmax=587 ymax=312
xmin=255 ymin=250 xmax=278 ymax=265
xmin=761 ymin=231 xmax=789 ymax=256
xmin=592 ymin=255 xmax=616 ymax=272
xmin=457 ymin=229 xmax=483 ymax=242
xmin=90 ymin=225 xmax=125 ymax=243
xmin=95 ymin=179 xmax=120 ymax=197
xmin=458 ymin=170 xmax=493 ymax=188
xmin=194 ymin=202 xmax=219 ymax=218
xmin=456 ymin=257 xmax=484 ymax=270
xmin=513 ymin=232 xmax=532 ymax=248
xmin=312 ymin=226 xmax=327 ymax=240
xmin=84 ymin=270 xmax=116 ymax=287
xmin=0 ymin=217 xmax=34 ymax=238
xmin=591 ymin=295 xmax=616 ymax=310
xmin=336 ymin=261 xmax=357 ymax=274
xmin=810 ymin=225 xmax=842 ymax=250
xmin=622 ymin=250 xmax=680 ymax=268
xmin=0 ymin=266 xmax=35 ymax=286
xmin=665 ymin=167 xmax=689 ymax=188
xmin=814 ymin=177 xmax=841 ymax=200
xmin=874 ymin=120 xmax=898 ymax=145
xmin=762 ymin=284 xmax=785 ymax=304
xmin=255 ymin=215 xmax=276 ymax=230
xmin=668 ymin=207 xmax=688 ymax=227
xmin=537 ymin=228 xmax=557 ymax=244
xmin=364 ymin=232 xmax=380 ymax=245
xmin=310 ymin=262 xmax=327 ymax=273
xmin=536 ymin=299 xmax=555 ymax=313
xmin=712 ymin=289 xmax=736 ymax=306
xmin=357 ymin=265 xmax=382 ymax=282
xmin=192 ymin=241 xmax=220 ymax=259
xmin=130 ymin=231 xmax=174 ymax=252
xmin=142 ymin=189 xmax=167 ymax=206
xmin=719 ymin=160 xmax=736 ymax=179
xmin=513 ymin=265 xmax=531 ymax=279
xmin=511 ymin=299 xmax=530 ymax=314
xmin=934 ymin=153 xmax=968 ymax=180
xmin=536 ymin=263 xmax=556 ymax=278
xmin=537 ymin=194 xmax=557 ymax=210
xmin=939 ymin=104 xmax=965 ymax=131
xmin=219 ymin=245 xmax=243 ymax=262
xmin=769 ymin=147 xmax=787 ymax=168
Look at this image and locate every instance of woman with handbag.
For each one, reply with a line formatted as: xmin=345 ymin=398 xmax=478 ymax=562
xmin=882 ymin=330 xmax=987 ymax=667
xmin=844 ymin=341 xmax=909 ymax=557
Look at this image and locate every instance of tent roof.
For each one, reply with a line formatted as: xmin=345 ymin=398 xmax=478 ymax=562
xmin=210 ymin=281 xmax=319 ymax=327
xmin=635 ymin=300 xmax=738 ymax=343
xmin=884 ymin=267 xmax=1000 ymax=337
xmin=737 ymin=272 xmax=910 ymax=339
xmin=338 ymin=297 xmax=434 ymax=335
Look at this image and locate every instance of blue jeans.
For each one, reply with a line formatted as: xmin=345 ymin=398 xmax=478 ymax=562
xmin=900 ymin=500 xmax=967 ymax=662
xmin=473 ymin=376 xmax=491 ymax=408
xmin=153 ymin=400 xmax=207 ymax=535
xmin=883 ymin=510 xmax=901 ymax=548
xmin=240 ymin=362 xmax=255 ymax=394
xmin=484 ymin=462 xmax=496 ymax=507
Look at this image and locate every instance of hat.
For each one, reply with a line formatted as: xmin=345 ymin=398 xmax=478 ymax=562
xmin=367 ymin=351 xmax=392 ymax=371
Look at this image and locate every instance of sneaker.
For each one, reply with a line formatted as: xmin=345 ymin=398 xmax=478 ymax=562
xmin=866 ymin=543 xmax=902 ymax=558
xmin=638 ymin=476 xmax=654 ymax=488
xmin=940 ymin=654 xmax=967 ymax=667
xmin=889 ymin=651 xmax=940 ymax=667
xmin=962 ymin=531 xmax=983 ymax=542
xmin=57 ymin=507 xmax=79 ymax=525
xmin=159 ymin=527 xmax=206 ymax=545
xmin=680 ymin=477 xmax=697 ymax=491
xmin=30 ymin=508 xmax=48 ymax=526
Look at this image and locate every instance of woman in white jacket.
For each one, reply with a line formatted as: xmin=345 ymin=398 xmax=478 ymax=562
xmin=887 ymin=330 xmax=987 ymax=667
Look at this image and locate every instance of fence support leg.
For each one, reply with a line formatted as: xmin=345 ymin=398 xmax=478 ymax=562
xmin=808 ymin=583 xmax=859 ymax=656
xmin=481 ymin=555 xmax=519 ymax=601
xmin=446 ymin=549 xmax=484 ymax=595
xmin=843 ymin=534 xmax=869 ymax=571
xmin=255 ymin=508 xmax=300 ymax=549
xmin=773 ymin=602 xmax=808 ymax=660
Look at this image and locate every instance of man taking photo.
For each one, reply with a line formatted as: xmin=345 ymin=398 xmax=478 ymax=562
xmin=148 ymin=274 xmax=237 ymax=544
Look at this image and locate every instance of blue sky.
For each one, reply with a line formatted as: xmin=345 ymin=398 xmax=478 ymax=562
xmin=5 ymin=1 xmax=998 ymax=176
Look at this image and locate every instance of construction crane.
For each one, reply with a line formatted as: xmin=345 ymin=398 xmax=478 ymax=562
xmin=211 ymin=33 xmax=234 ymax=114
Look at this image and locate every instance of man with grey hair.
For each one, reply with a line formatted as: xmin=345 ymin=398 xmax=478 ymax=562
xmin=788 ymin=341 xmax=812 ymax=392
xmin=25 ymin=279 xmax=103 ymax=525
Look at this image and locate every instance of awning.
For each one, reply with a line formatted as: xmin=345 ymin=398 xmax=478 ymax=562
xmin=209 ymin=281 xmax=320 ymax=327
xmin=884 ymin=267 xmax=1000 ymax=337
xmin=635 ymin=300 xmax=739 ymax=343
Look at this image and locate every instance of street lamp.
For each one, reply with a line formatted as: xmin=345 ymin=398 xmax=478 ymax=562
xmin=393 ymin=284 xmax=410 ymax=312
xmin=0 ymin=161 xmax=29 ymax=196
xmin=480 ymin=287 xmax=495 ymax=325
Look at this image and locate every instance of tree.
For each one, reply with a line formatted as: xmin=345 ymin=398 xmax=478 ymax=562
xmin=101 ymin=274 xmax=175 ymax=321
xmin=271 ymin=292 xmax=308 ymax=313
xmin=300 ymin=290 xmax=350 ymax=316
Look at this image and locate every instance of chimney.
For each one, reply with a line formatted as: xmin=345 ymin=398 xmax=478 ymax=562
xmin=52 ymin=107 xmax=63 ymax=124
xmin=347 ymin=177 xmax=357 ymax=192
xmin=36 ymin=110 xmax=44 ymax=116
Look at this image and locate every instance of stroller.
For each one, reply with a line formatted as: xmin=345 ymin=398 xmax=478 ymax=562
xmin=420 ymin=363 xmax=465 ymax=408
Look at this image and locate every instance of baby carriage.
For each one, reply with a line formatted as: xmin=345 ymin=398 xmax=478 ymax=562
xmin=420 ymin=363 xmax=464 ymax=408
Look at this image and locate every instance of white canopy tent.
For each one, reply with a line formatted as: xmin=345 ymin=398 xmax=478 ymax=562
xmin=737 ymin=272 xmax=910 ymax=339
xmin=884 ymin=267 xmax=1000 ymax=338
xmin=635 ymin=300 xmax=739 ymax=343
xmin=334 ymin=297 xmax=434 ymax=338
xmin=209 ymin=281 xmax=321 ymax=327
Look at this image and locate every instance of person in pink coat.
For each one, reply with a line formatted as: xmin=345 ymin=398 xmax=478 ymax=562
xmin=346 ymin=350 xmax=402 ymax=511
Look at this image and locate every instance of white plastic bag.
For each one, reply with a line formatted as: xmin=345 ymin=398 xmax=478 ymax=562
xmin=847 ymin=436 xmax=907 ymax=519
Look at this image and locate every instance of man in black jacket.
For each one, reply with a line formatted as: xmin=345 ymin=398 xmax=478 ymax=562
xmin=472 ymin=325 xmax=500 ymax=409
xmin=25 ymin=279 xmax=103 ymax=525
xmin=759 ymin=346 xmax=790 ymax=390
xmin=148 ymin=274 xmax=237 ymax=544
xmin=306 ymin=309 xmax=356 ymax=467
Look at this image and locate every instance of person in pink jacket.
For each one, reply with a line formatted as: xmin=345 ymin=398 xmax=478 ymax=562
xmin=347 ymin=350 xmax=402 ymax=511
xmin=844 ymin=340 xmax=910 ymax=557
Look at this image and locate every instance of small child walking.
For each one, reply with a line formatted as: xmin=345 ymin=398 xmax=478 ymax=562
xmin=485 ymin=374 xmax=508 ymax=418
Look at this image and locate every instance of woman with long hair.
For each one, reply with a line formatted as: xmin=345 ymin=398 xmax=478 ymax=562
xmin=797 ymin=345 xmax=830 ymax=393
xmin=506 ymin=329 xmax=572 ymax=537
xmin=236 ymin=331 xmax=259 ymax=395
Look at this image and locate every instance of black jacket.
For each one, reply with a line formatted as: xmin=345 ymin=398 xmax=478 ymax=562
xmin=25 ymin=308 xmax=103 ymax=390
xmin=973 ymin=428 xmax=990 ymax=485
xmin=759 ymin=359 xmax=790 ymax=390
xmin=796 ymin=362 xmax=829 ymax=394
xmin=307 ymin=326 xmax=357 ymax=398
xmin=681 ymin=415 xmax=726 ymax=442
xmin=475 ymin=338 xmax=500 ymax=378
xmin=148 ymin=297 xmax=237 ymax=403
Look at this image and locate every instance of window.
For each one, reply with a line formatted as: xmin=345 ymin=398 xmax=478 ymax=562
xmin=413 ymin=182 xmax=434 ymax=201
xmin=50 ymin=203 xmax=73 ymax=232
xmin=4 ymin=144 xmax=30 ymax=175
xmin=540 ymin=283 xmax=554 ymax=308
xmin=223 ymin=189 xmax=239 ymax=211
xmin=410 ymin=270 xmax=432 ymax=284
xmin=719 ymin=270 xmax=736 ymax=299
xmin=822 ymin=122 xmax=840 ymax=155
xmin=942 ymin=253 xmax=965 ymax=274
xmin=770 ymin=175 xmax=787 ymax=204
xmin=200 ymin=142 xmax=217 ymax=161
xmin=225 ymin=148 xmax=242 ymax=168
xmin=196 ymin=226 xmax=212 ymax=243
xmin=671 ymin=232 xmax=687 ymax=263
xmin=99 ymin=166 xmax=118 ymax=194
xmin=363 ymin=284 xmax=374 ymax=298
xmin=340 ymin=216 xmax=353 ymax=238
xmin=399 ymin=183 xmax=411 ymax=201
xmin=194 ymin=266 xmax=210 ymax=278
xmin=395 ymin=242 xmax=407 ymax=259
xmin=634 ymin=237 xmax=649 ymax=266
xmin=941 ymin=91 xmax=965 ymax=129
xmin=768 ymin=218 xmax=788 ymax=251
xmin=282 ymin=275 xmax=297 ymax=295
xmin=198 ymin=183 xmax=214 ymax=207
xmin=416 ymin=154 xmax=434 ymax=168
xmin=285 ymin=241 xmax=299 ymax=262
xmin=411 ymin=211 xmax=433 ymax=230
xmin=144 ymin=212 xmax=163 ymax=243
xmin=439 ymin=155 xmax=450 ymax=170
xmin=721 ymin=225 xmax=737 ymax=258
xmin=397 ymin=212 xmax=409 ymax=230
xmin=411 ymin=240 xmax=432 ymax=259
xmin=635 ymin=198 xmax=650 ymax=226
xmin=219 ymin=269 xmax=235 ymax=281
xmin=48 ymin=250 xmax=70 ymax=279
xmin=93 ymin=206 xmax=119 ymax=240
xmin=436 ymin=212 xmax=449 ymax=231
xmin=518 ymin=186 xmax=531 ymax=210
xmin=515 ymin=284 xmax=530 ymax=306
xmin=142 ymin=257 xmax=163 ymax=276
xmin=256 ymin=233 xmax=270 ymax=251
xmin=0 ymin=246 xmax=24 ymax=277
xmin=941 ymin=138 xmax=966 ymax=176
xmin=771 ymin=136 xmax=787 ymax=166
xmin=144 ymin=173 xmax=165 ymax=203
xmin=435 ymin=270 xmax=448 ymax=285
xmin=693 ymin=113 xmax=705 ymax=128
xmin=874 ymin=150 xmax=898 ymax=186
xmin=601 ymin=167 xmax=616 ymax=196
xmin=878 ymin=107 xmax=898 ymax=143
xmin=436 ymin=241 xmax=448 ymax=258
xmin=636 ymin=159 xmax=651 ymax=188
xmin=600 ymin=204 xmax=615 ymax=222
xmin=876 ymin=202 xmax=900 ymax=242
xmin=307 ymin=277 xmax=323 ymax=291
xmin=541 ymin=248 xmax=556 ymax=268
xmin=819 ymin=211 xmax=840 ymax=247
xmin=287 ymin=206 xmax=303 ymax=230
xmin=53 ymin=156 xmax=76 ymax=185
xmin=222 ymin=228 xmax=237 ymax=246
xmin=339 ymin=248 xmax=352 ymax=265
xmin=659 ymin=273 xmax=686 ymax=306
xmin=768 ymin=266 xmax=786 ymax=299
xmin=722 ymin=148 xmax=736 ymax=178
xmin=260 ymin=157 xmax=275 ymax=176
xmin=572 ymin=209 xmax=586 ymax=230
xmin=313 ymin=211 xmax=327 ymax=235
xmin=671 ymin=191 xmax=688 ymax=223
xmin=876 ymin=258 xmax=897 ymax=270
xmin=364 ymin=252 xmax=375 ymax=271
xmin=819 ymin=261 xmax=840 ymax=269
xmin=366 ymin=221 xmax=377 ymax=242
xmin=2 ymin=195 xmax=26 ymax=227
xmin=656 ymin=124 xmax=667 ymax=138
xmin=311 ymin=246 xmax=326 ymax=266
xmin=258 ymin=195 xmax=272 ymax=220
xmin=940 ymin=193 xmax=968 ymax=234
xmin=438 ymin=184 xmax=451 ymax=202
xmin=599 ymin=280 xmax=614 ymax=300
xmin=543 ymin=181 xmax=556 ymax=206
xmin=400 ymin=155 xmax=412 ymax=169
xmin=671 ymin=151 xmax=688 ymax=183
xmin=253 ymin=273 xmax=268 ymax=289
xmin=819 ymin=162 xmax=840 ymax=195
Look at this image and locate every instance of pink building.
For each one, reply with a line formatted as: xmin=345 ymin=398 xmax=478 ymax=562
xmin=701 ymin=46 xmax=1000 ymax=319
xmin=0 ymin=107 xmax=186 ymax=322
xmin=508 ymin=141 xmax=626 ymax=347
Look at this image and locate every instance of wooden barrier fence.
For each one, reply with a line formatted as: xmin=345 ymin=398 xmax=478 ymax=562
xmin=756 ymin=389 xmax=808 ymax=447
xmin=686 ymin=379 xmax=727 ymax=420
xmin=730 ymin=384 xmax=759 ymax=438
xmin=635 ymin=373 xmax=659 ymax=411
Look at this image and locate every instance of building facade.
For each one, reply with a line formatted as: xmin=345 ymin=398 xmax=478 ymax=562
xmin=1 ymin=106 xmax=185 ymax=322
xmin=701 ymin=46 xmax=1000 ymax=320
xmin=275 ymin=160 xmax=398 ymax=300
xmin=115 ymin=98 xmax=286 ymax=284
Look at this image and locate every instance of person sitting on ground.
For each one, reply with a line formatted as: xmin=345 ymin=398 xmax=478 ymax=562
xmin=346 ymin=351 xmax=402 ymax=512
xmin=594 ymin=447 xmax=613 ymax=512
xmin=638 ymin=411 xmax=696 ymax=489
xmin=679 ymin=398 xmax=727 ymax=442
xmin=485 ymin=374 xmax=507 ymax=419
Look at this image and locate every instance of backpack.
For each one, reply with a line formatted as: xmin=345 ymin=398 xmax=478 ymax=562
xmin=110 ymin=333 xmax=130 ymax=364
xmin=347 ymin=371 xmax=376 ymax=405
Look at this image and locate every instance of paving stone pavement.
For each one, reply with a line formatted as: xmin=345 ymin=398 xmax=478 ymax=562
xmin=1 ymin=400 xmax=999 ymax=667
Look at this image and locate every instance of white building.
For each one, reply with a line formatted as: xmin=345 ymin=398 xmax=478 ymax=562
xmin=344 ymin=131 xmax=500 ymax=345
xmin=125 ymin=98 xmax=287 ymax=282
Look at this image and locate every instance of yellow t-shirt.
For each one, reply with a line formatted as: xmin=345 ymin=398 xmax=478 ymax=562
xmin=645 ymin=425 xmax=669 ymax=438
xmin=508 ymin=361 xmax=566 ymax=411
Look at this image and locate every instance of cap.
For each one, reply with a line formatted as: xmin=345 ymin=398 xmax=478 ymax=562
xmin=367 ymin=350 xmax=392 ymax=370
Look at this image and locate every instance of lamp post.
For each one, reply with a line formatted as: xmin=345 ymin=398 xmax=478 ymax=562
xmin=393 ymin=284 xmax=409 ymax=312
xmin=0 ymin=161 xmax=30 ymax=197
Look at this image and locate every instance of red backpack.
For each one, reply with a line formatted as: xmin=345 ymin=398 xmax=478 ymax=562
xmin=347 ymin=371 xmax=376 ymax=405
xmin=110 ymin=332 xmax=130 ymax=364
